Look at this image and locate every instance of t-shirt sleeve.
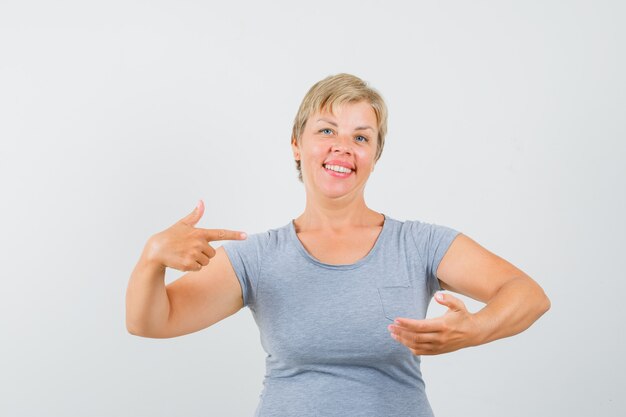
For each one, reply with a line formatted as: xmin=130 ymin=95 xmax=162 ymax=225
xmin=220 ymin=231 xmax=270 ymax=309
xmin=408 ymin=220 xmax=462 ymax=296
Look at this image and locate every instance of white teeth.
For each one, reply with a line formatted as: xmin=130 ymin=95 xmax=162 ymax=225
xmin=324 ymin=164 xmax=352 ymax=174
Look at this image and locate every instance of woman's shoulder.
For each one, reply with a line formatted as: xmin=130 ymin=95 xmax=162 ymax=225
xmin=383 ymin=214 xmax=460 ymax=240
xmin=385 ymin=213 xmax=454 ymax=227
xmin=252 ymin=220 xmax=292 ymax=238
xmin=224 ymin=221 xmax=292 ymax=249
xmin=383 ymin=213 xmax=427 ymax=230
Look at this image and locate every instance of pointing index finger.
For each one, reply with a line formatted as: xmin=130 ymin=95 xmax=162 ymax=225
xmin=200 ymin=228 xmax=247 ymax=242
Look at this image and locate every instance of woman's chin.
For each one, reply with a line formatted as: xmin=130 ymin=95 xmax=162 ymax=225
xmin=304 ymin=171 xmax=363 ymax=199
xmin=315 ymin=181 xmax=357 ymax=199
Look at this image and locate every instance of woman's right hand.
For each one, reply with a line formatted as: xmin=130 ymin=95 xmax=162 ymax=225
xmin=143 ymin=200 xmax=247 ymax=272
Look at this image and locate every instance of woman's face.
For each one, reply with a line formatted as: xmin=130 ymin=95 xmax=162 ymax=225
xmin=292 ymin=100 xmax=379 ymax=200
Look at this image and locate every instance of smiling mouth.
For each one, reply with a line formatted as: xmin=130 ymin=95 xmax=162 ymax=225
xmin=323 ymin=163 xmax=354 ymax=176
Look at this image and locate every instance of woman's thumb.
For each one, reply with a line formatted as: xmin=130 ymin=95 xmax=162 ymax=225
xmin=435 ymin=291 xmax=465 ymax=312
xmin=180 ymin=199 xmax=204 ymax=226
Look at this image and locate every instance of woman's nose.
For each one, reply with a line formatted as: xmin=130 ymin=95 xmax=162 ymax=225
xmin=331 ymin=136 xmax=353 ymax=154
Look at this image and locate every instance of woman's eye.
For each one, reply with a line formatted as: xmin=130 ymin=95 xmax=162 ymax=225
xmin=355 ymin=135 xmax=368 ymax=142
xmin=320 ymin=128 xmax=333 ymax=135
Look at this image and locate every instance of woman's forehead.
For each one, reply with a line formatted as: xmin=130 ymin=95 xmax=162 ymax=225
xmin=310 ymin=101 xmax=377 ymax=124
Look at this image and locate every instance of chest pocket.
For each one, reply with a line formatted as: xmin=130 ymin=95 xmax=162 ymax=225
xmin=377 ymin=284 xmax=418 ymax=322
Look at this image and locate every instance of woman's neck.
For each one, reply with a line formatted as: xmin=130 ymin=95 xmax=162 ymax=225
xmin=294 ymin=192 xmax=382 ymax=232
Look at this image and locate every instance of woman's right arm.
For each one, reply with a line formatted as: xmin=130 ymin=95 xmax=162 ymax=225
xmin=125 ymin=242 xmax=170 ymax=337
xmin=125 ymin=200 xmax=247 ymax=338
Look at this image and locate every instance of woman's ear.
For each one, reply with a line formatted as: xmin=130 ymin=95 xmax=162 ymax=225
xmin=291 ymin=136 xmax=300 ymax=160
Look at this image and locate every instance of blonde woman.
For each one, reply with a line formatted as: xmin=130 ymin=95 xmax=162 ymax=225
xmin=126 ymin=73 xmax=551 ymax=416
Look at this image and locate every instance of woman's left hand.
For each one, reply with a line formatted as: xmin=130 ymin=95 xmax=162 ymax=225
xmin=387 ymin=292 xmax=482 ymax=355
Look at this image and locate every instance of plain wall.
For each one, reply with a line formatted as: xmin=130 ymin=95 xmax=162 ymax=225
xmin=1 ymin=0 xmax=624 ymax=416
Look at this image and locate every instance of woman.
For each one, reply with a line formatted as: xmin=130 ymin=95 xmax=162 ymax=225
xmin=126 ymin=73 xmax=551 ymax=416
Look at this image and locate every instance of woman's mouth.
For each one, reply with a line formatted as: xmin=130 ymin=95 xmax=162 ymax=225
xmin=323 ymin=163 xmax=354 ymax=178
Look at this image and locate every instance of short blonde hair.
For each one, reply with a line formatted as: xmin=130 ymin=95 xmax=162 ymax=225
xmin=291 ymin=73 xmax=388 ymax=182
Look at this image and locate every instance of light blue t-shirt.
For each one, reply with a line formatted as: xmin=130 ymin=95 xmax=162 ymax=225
xmin=221 ymin=214 xmax=461 ymax=417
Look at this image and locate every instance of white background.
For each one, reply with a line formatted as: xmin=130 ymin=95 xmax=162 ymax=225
xmin=1 ymin=1 xmax=624 ymax=416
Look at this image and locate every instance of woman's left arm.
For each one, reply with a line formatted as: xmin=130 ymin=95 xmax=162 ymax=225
xmin=389 ymin=234 xmax=551 ymax=355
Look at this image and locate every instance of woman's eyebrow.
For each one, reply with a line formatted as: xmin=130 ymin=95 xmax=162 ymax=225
xmin=316 ymin=118 xmax=338 ymax=126
xmin=316 ymin=118 xmax=374 ymax=131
